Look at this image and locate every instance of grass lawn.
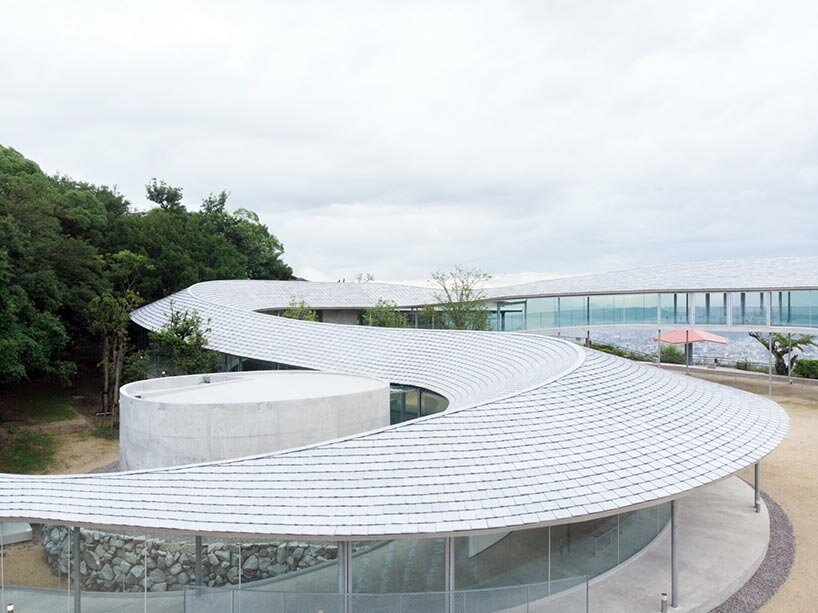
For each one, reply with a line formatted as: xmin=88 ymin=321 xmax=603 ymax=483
xmin=0 ymin=380 xmax=79 ymax=424
xmin=0 ymin=430 xmax=56 ymax=473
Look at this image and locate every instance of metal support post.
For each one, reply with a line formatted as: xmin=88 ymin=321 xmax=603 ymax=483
xmin=337 ymin=541 xmax=351 ymax=613
xmin=671 ymin=501 xmax=678 ymax=608
xmin=73 ymin=527 xmax=82 ymax=613
xmin=657 ymin=328 xmax=662 ymax=368
xmin=444 ymin=537 xmax=455 ymax=613
xmin=754 ymin=463 xmax=761 ymax=513
xmin=788 ymin=333 xmax=792 ymax=384
xmin=768 ymin=331 xmax=773 ymax=397
xmin=195 ymin=536 xmax=203 ymax=591
xmin=685 ymin=329 xmax=690 ymax=375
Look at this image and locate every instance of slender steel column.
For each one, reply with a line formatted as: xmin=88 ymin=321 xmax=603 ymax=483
xmin=754 ymin=463 xmax=761 ymax=513
xmin=671 ymin=501 xmax=678 ymax=608
xmin=337 ymin=541 xmax=351 ymax=613
xmin=788 ymin=333 xmax=793 ymax=385
xmin=768 ymin=331 xmax=773 ymax=397
xmin=73 ymin=527 xmax=81 ymax=613
xmin=444 ymin=537 xmax=455 ymax=613
xmin=195 ymin=535 xmax=203 ymax=589
xmin=657 ymin=328 xmax=662 ymax=368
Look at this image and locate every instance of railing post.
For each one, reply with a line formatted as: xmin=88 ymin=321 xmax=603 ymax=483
xmin=671 ymin=501 xmax=678 ymax=608
xmin=444 ymin=537 xmax=455 ymax=613
xmin=195 ymin=535 xmax=203 ymax=595
xmin=72 ymin=526 xmax=82 ymax=613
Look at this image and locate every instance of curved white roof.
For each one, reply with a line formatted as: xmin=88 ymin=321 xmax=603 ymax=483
xmin=0 ymin=258 xmax=792 ymax=540
xmin=171 ymin=256 xmax=818 ymax=313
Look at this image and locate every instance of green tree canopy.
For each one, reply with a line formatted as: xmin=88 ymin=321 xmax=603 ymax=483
xmin=282 ymin=297 xmax=319 ymax=322
xmin=364 ymin=299 xmax=409 ymax=328
xmin=749 ymin=332 xmax=817 ymax=375
xmin=149 ymin=306 xmax=219 ymax=375
xmin=0 ymin=144 xmax=293 ymax=395
xmin=423 ymin=266 xmax=492 ymax=330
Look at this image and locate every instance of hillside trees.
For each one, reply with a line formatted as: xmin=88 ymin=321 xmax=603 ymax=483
xmin=0 ymin=144 xmax=293 ymax=399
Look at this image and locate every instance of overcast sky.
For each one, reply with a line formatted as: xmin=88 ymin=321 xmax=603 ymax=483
xmin=2 ymin=1 xmax=817 ymax=285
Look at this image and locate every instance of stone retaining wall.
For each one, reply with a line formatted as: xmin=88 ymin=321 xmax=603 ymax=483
xmin=42 ymin=525 xmax=337 ymax=592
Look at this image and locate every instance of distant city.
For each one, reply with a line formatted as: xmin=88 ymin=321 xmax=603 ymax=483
xmin=585 ymin=329 xmax=818 ymax=365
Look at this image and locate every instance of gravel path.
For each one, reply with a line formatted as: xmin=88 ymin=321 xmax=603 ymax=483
xmin=88 ymin=460 xmax=120 ymax=473
xmin=711 ymin=491 xmax=795 ymax=613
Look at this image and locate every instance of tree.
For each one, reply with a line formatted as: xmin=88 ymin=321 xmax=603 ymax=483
xmin=149 ymin=305 xmax=220 ymax=375
xmin=88 ymin=250 xmax=152 ymax=425
xmin=281 ymin=297 xmax=319 ymax=322
xmin=364 ymin=299 xmax=409 ymax=328
xmin=423 ymin=266 xmax=492 ymax=330
xmin=145 ymin=178 xmax=184 ymax=211
xmin=749 ymin=332 xmax=817 ymax=375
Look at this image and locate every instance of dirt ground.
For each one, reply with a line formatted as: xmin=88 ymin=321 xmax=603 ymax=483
xmin=50 ymin=431 xmax=119 ymax=474
xmin=2 ymin=431 xmax=119 ymax=588
xmin=689 ymin=372 xmax=818 ymax=613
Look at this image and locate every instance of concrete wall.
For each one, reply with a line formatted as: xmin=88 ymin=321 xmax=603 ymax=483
xmin=321 ymin=309 xmax=361 ymax=325
xmin=120 ymin=372 xmax=389 ymax=470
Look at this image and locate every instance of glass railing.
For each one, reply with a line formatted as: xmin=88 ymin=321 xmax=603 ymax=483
xmin=182 ymin=575 xmax=589 ymax=613
xmin=0 ymin=576 xmax=588 ymax=613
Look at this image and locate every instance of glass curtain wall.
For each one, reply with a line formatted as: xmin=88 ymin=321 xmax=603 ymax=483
xmin=454 ymin=503 xmax=669 ymax=592
xmin=732 ymin=292 xmax=767 ymax=326
xmin=694 ymin=292 xmax=727 ymax=325
xmin=772 ymin=290 xmax=815 ymax=327
xmin=660 ymin=293 xmax=689 ymax=325
xmin=390 ymin=386 xmax=448 ymax=424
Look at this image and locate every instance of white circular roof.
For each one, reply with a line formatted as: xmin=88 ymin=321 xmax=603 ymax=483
xmin=123 ymin=371 xmax=388 ymax=405
xmin=0 ymin=259 xmax=792 ymax=539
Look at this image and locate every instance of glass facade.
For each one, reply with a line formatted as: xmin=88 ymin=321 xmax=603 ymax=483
xmin=732 ymin=291 xmax=767 ymax=326
xmin=485 ymin=290 xmax=818 ymax=331
xmin=694 ymin=292 xmax=727 ymax=325
xmin=390 ymin=385 xmax=449 ymax=424
xmin=772 ymin=290 xmax=815 ymax=327
xmin=352 ymin=539 xmax=446 ymax=593
xmin=453 ymin=503 xmax=669 ymax=591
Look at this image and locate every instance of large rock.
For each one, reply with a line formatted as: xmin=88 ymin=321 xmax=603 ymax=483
xmin=242 ymin=554 xmax=259 ymax=571
xmin=129 ymin=564 xmax=145 ymax=579
xmin=100 ymin=564 xmax=114 ymax=582
xmin=149 ymin=569 xmax=166 ymax=584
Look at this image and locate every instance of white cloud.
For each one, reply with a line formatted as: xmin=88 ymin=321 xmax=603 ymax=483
xmin=2 ymin=0 xmax=817 ymax=282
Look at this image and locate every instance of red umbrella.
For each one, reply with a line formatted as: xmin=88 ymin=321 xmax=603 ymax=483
xmin=652 ymin=329 xmax=727 ymax=345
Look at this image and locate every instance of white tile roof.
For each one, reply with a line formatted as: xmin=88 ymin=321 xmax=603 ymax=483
xmin=175 ymin=256 xmax=818 ymax=312
xmin=0 ymin=259 xmax=793 ymax=539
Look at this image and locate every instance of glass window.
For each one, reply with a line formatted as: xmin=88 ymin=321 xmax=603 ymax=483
xmin=589 ymin=295 xmax=617 ymax=325
xmin=559 ymin=296 xmax=588 ymax=327
xmin=621 ymin=293 xmax=658 ymax=324
xmin=773 ymin=290 xmax=814 ymax=327
xmin=732 ymin=292 xmax=767 ymax=326
xmin=660 ymin=293 xmax=689 ymax=325
xmin=526 ymin=297 xmax=558 ymax=329
xmin=420 ymin=390 xmax=448 ymax=416
xmin=455 ymin=527 xmax=548 ymax=589
xmin=694 ymin=292 xmax=727 ymax=325
xmin=353 ymin=539 xmax=445 ymax=593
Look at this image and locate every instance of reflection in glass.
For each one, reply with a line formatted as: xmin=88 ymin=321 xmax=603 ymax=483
xmin=352 ymin=539 xmax=445 ymax=593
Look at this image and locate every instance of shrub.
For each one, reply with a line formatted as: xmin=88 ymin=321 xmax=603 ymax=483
xmin=793 ymin=359 xmax=818 ymax=379
xmin=660 ymin=344 xmax=685 ymax=364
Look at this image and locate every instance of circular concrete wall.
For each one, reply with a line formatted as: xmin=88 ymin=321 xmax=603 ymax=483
xmin=120 ymin=371 xmax=390 ymax=470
